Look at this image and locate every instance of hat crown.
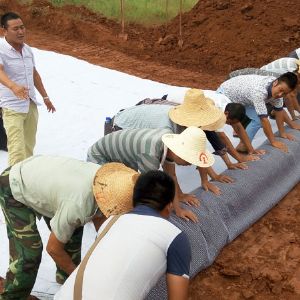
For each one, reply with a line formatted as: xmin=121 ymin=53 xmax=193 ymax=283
xmin=178 ymin=126 xmax=207 ymax=153
xmin=183 ymin=89 xmax=210 ymax=110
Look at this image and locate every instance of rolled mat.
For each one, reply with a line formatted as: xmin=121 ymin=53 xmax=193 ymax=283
xmin=146 ymin=125 xmax=300 ymax=299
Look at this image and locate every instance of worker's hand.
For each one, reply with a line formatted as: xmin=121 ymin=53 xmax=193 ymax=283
xmin=271 ymin=140 xmax=288 ymax=153
xmin=11 ymin=84 xmax=29 ymax=99
xmin=178 ymin=193 xmax=200 ymax=207
xmin=290 ymin=122 xmax=300 ymax=130
xmin=202 ymin=180 xmax=221 ymax=195
xmin=227 ymin=162 xmax=248 ymax=170
xmin=44 ymin=98 xmax=56 ymax=113
xmin=280 ymin=132 xmax=296 ymax=141
xmin=249 ymin=149 xmax=266 ymax=156
xmin=240 ymin=154 xmax=260 ymax=162
xmin=213 ymin=174 xmax=234 ymax=184
xmin=174 ymin=206 xmax=198 ymax=223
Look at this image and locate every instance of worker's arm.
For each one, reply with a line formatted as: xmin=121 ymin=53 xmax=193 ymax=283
xmin=0 ymin=64 xmax=28 ymax=99
xmin=46 ymin=232 xmax=76 ymax=275
xmin=33 ymin=67 xmax=56 ymax=112
xmin=167 ymin=274 xmax=189 ymax=300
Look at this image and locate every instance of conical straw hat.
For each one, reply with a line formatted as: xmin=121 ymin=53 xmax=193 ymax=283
xmin=162 ymin=126 xmax=215 ymax=168
xmin=93 ymin=163 xmax=139 ymax=217
xmin=168 ymin=89 xmax=225 ymax=128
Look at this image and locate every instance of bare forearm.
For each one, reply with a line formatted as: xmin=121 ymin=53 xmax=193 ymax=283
xmin=34 ymin=69 xmax=48 ymax=97
xmin=167 ymin=274 xmax=189 ymax=300
xmin=281 ymin=109 xmax=295 ymax=127
xmin=274 ymin=110 xmax=286 ymax=136
xmin=232 ymin=122 xmax=255 ymax=153
xmin=198 ymin=166 xmax=209 ymax=181
xmin=49 ymin=249 xmax=76 ymax=275
xmin=218 ymin=132 xmax=242 ymax=162
xmin=0 ymin=68 xmax=17 ymax=89
xmin=46 ymin=233 xmax=77 ymax=275
xmin=261 ymin=117 xmax=276 ymax=143
xmin=162 ymin=162 xmax=183 ymax=207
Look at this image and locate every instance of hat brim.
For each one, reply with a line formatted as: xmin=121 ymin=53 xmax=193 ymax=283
xmin=93 ymin=163 xmax=139 ymax=217
xmin=201 ymin=113 xmax=226 ymax=131
xmin=162 ymin=134 xmax=215 ymax=168
xmin=169 ymin=105 xmax=224 ymax=127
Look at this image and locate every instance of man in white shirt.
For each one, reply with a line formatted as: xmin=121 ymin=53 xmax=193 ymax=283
xmin=0 ymin=12 xmax=56 ymax=166
xmin=218 ymin=73 xmax=299 ymax=153
xmin=55 ymin=170 xmax=191 ymax=300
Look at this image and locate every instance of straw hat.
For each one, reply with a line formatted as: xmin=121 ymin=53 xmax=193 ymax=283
xmin=93 ymin=163 xmax=139 ymax=217
xmin=201 ymin=113 xmax=226 ymax=131
xmin=168 ymin=89 xmax=225 ymax=129
xmin=162 ymin=126 xmax=215 ymax=168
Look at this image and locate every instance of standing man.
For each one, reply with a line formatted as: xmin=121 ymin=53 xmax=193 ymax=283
xmin=0 ymin=155 xmax=138 ymax=300
xmin=0 ymin=12 xmax=56 ymax=166
xmin=217 ymin=73 xmax=298 ymax=153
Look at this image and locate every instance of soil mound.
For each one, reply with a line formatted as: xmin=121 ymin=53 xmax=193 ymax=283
xmin=1 ymin=0 xmax=300 ymax=77
xmin=162 ymin=0 xmax=300 ymax=74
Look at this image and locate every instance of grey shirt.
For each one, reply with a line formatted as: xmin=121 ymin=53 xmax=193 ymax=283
xmin=87 ymin=128 xmax=172 ymax=173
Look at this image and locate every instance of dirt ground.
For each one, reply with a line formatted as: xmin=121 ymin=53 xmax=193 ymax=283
xmin=0 ymin=0 xmax=299 ymax=299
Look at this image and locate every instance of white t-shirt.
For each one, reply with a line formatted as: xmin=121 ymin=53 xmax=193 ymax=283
xmin=54 ymin=205 xmax=191 ymax=300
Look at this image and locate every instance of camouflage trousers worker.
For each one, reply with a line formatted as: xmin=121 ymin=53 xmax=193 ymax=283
xmin=0 ymin=169 xmax=83 ymax=299
xmin=0 ymin=168 xmax=42 ymax=300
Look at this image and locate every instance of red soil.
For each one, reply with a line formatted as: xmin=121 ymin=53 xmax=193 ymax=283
xmin=0 ymin=0 xmax=299 ymax=299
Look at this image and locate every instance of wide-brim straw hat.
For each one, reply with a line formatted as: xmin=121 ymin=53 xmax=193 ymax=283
xmin=93 ymin=163 xmax=139 ymax=217
xmin=162 ymin=126 xmax=215 ymax=168
xmin=168 ymin=89 xmax=225 ymax=128
xmin=201 ymin=112 xmax=226 ymax=131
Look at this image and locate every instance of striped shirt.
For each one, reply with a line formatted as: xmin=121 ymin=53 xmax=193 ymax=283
xmin=218 ymin=75 xmax=283 ymax=116
xmin=261 ymin=57 xmax=299 ymax=74
xmin=114 ymin=104 xmax=184 ymax=133
xmin=0 ymin=37 xmax=39 ymax=113
xmin=87 ymin=128 xmax=172 ymax=173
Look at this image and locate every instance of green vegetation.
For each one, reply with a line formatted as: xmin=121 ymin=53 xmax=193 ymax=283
xmin=50 ymin=0 xmax=198 ymax=25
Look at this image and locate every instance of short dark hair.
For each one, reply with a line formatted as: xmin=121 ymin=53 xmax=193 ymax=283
xmin=133 ymin=170 xmax=175 ymax=211
xmin=1 ymin=12 xmax=22 ymax=29
xmin=224 ymin=103 xmax=246 ymax=122
xmin=277 ymin=72 xmax=298 ymax=90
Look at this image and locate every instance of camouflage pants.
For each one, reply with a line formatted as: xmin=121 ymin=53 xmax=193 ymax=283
xmin=0 ymin=169 xmax=83 ymax=299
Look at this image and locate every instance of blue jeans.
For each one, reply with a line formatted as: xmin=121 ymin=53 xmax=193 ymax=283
xmin=245 ymin=106 xmax=262 ymax=141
